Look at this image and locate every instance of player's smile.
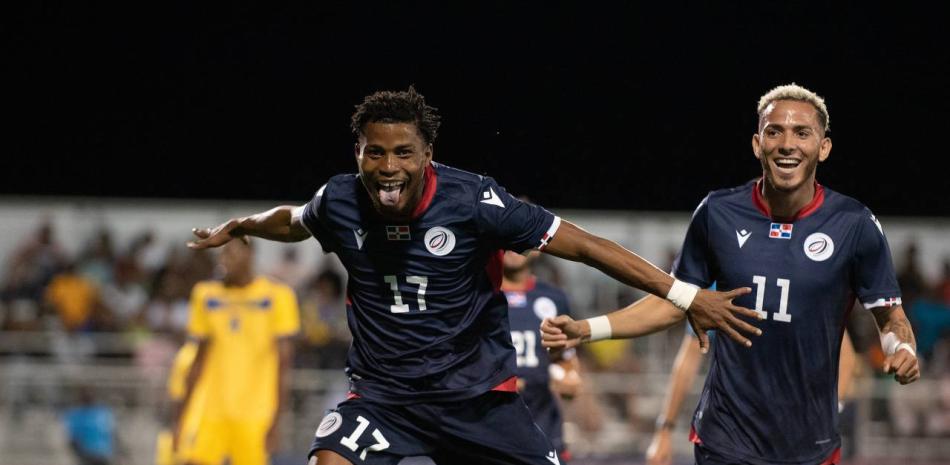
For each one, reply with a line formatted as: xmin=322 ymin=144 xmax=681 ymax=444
xmin=770 ymin=156 xmax=803 ymax=181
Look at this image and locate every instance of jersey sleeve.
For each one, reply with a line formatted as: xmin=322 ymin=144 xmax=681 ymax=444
xmin=474 ymin=177 xmax=560 ymax=253
xmin=670 ymin=196 xmax=714 ymax=288
xmin=167 ymin=342 xmax=199 ymax=400
xmin=186 ymin=284 xmax=210 ymax=340
xmin=554 ymin=288 xmax=573 ymax=318
xmin=298 ymin=182 xmax=335 ymax=253
xmin=271 ymin=284 xmax=302 ymax=338
xmin=851 ymin=210 xmax=902 ymax=309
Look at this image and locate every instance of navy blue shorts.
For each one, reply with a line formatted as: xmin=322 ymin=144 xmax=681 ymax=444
xmin=309 ymin=390 xmax=559 ymax=465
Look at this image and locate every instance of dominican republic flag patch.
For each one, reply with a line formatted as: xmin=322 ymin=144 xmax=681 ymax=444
xmin=386 ymin=225 xmax=411 ymax=241
xmin=769 ymin=223 xmax=793 ymax=239
xmin=504 ymin=291 xmax=527 ymax=308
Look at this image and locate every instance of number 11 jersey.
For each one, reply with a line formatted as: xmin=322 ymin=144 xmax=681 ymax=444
xmin=672 ymin=179 xmax=901 ymax=465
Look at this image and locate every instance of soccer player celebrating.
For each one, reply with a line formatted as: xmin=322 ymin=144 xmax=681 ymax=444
xmin=188 ymin=87 xmax=760 ymax=465
xmin=542 ymin=83 xmax=919 ymax=465
xmin=177 ymin=238 xmax=300 ymax=465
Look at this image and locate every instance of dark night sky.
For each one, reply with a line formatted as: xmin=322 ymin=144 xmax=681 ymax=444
xmin=3 ymin=2 xmax=948 ymax=215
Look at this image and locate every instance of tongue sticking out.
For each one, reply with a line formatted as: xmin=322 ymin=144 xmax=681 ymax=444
xmin=379 ymin=188 xmax=401 ymax=207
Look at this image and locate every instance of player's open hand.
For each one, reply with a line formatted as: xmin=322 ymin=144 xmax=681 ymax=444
xmin=187 ymin=220 xmax=241 ymax=250
xmin=688 ymin=287 xmax=762 ymax=353
xmin=884 ymin=347 xmax=920 ymax=385
xmin=540 ymin=315 xmax=585 ymax=355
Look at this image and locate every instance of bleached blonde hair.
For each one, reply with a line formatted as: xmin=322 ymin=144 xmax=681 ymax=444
xmin=757 ymin=83 xmax=830 ymax=133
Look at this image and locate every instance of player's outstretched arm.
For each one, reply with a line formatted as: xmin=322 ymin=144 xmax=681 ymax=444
xmin=542 ymin=220 xmax=761 ymax=349
xmin=541 ymin=295 xmax=685 ymax=351
xmin=872 ymin=305 xmax=920 ymax=385
xmin=187 ymin=205 xmax=311 ymax=249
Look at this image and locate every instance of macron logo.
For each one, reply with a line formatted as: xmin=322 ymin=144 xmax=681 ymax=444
xmin=353 ymin=229 xmax=368 ymax=250
xmin=736 ymin=229 xmax=751 ymax=248
xmin=480 ymin=187 xmax=505 ymax=208
xmin=545 ymin=450 xmax=560 ymax=465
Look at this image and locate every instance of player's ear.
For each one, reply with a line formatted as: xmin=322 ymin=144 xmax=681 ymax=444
xmin=425 ymin=143 xmax=433 ymax=162
xmin=751 ymin=133 xmax=763 ymax=160
xmin=818 ymin=136 xmax=832 ymax=162
xmin=354 ymin=142 xmax=362 ymax=161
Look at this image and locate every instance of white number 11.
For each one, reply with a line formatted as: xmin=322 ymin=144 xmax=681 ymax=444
xmin=752 ymin=275 xmax=792 ymax=322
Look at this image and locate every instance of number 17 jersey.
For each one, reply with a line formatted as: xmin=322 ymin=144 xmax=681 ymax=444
xmin=672 ymin=179 xmax=900 ymax=465
xmin=300 ymin=162 xmax=560 ymax=405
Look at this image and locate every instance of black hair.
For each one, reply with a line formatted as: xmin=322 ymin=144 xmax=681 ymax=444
xmin=350 ymin=86 xmax=441 ymax=145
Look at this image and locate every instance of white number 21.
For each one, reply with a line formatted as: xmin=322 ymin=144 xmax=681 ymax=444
xmin=752 ymin=275 xmax=792 ymax=322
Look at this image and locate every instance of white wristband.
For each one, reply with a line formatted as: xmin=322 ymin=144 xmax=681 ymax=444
xmin=667 ymin=279 xmax=699 ymax=312
xmin=881 ymin=332 xmax=916 ymax=358
xmin=896 ymin=342 xmax=916 ymax=358
xmin=586 ymin=315 xmax=612 ymax=342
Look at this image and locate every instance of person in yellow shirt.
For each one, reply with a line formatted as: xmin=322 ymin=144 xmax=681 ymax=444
xmin=156 ymin=340 xmax=207 ymax=465
xmin=176 ymin=237 xmax=300 ymax=465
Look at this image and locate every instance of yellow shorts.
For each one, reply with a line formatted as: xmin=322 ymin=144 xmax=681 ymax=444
xmin=177 ymin=418 xmax=270 ymax=465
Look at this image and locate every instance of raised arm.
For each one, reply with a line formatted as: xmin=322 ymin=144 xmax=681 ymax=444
xmin=187 ymin=205 xmax=311 ymax=249
xmin=542 ymin=220 xmax=761 ymax=349
xmin=871 ymin=305 xmax=920 ymax=384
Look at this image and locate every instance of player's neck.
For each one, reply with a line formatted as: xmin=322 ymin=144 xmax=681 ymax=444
xmin=501 ymin=268 xmax=533 ymax=290
xmin=761 ymin=178 xmax=817 ymax=219
xmin=224 ymin=273 xmax=254 ymax=288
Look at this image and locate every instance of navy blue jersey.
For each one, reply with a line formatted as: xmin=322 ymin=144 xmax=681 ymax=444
xmin=672 ymin=179 xmax=900 ymax=465
xmin=300 ymin=162 xmax=561 ymax=404
xmin=504 ymin=278 xmax=572 ymax=448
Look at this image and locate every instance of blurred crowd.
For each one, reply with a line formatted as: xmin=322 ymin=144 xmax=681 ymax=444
xmin=0 ymin=220 xmax=350 ymax=373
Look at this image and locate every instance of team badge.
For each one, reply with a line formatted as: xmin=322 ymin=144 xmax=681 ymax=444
xmin=803 ymin=232 xmax=835 ymax=261
xmin=533 ymin=296 xmax=557 ymax=321
xmin=424 ymin=226 xmax=456 ymax=256
xmin=315 ymin=412 xmax=343 ymax=438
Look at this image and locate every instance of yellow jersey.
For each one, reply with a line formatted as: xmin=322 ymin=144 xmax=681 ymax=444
xmin=186 ymin=276 xmax=300 ymax=421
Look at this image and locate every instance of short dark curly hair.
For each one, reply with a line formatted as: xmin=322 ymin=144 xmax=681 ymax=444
xmin=350 ymin=86 xmax=441 ymax=145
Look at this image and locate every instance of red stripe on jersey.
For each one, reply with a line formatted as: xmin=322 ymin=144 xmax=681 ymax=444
xmin=486 ymin=249 xmax=504 ymax=292
xmin=491 ymin=376 xmax=518 ymax=392
xmin=819 ymin=448 xmax=841 ymax=465
xmin=690 ymin=425 xmax=840 ymax=464
xmin=689 ymin=425 xmax=702 ymax=444
xmin=346 ymin=392 xmax=361 ymax=400
xmin=411 ymin=163 xmax=438 ymax=220
xmin=752 ymin=178 xmax=826 ymax=222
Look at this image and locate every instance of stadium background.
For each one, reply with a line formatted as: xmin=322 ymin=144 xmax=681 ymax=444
xmin=2 ymin=2 xmax=949 ymax=464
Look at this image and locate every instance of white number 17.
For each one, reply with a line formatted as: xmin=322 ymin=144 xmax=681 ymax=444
xmin=384 ymin=275 xmax=428 ymax=313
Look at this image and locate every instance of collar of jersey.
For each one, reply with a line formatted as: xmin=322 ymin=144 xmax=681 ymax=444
xmin=752 ymin=177 xmax=825 ymax=222
xmin=409 ymin=163 xmax=438 ymax=220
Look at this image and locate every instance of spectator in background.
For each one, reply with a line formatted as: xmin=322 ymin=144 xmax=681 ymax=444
xmin=938 ymin=258 xmax=950 ymax=307
xmin=268 ymin=246 xmax=308 ymax=291
xmin=897 ymin=241 xmax=927 ymax=308
xmin=100 ymin=260 xmax=148 ymax=331
xmin=44 ymin=262 xmax=107 ymax=332
xmin=298 ymin=268 xmax=348 ymax=370
xmin=77 ymin=229 xmax=116 ymax=288
xmin=5 ymin=219 xmax=66 ymax=302
xmin=63 ymin=385 xmax=117 ymax=465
